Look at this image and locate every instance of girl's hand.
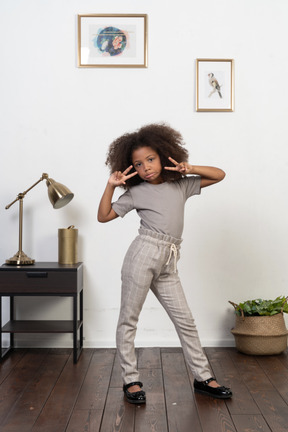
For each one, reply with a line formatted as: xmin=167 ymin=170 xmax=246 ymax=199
xmin=166 ymin=158 xmax=226 ymax=188
xmin=108 ymin=165 xmax=138 ymax=187
xmin=164 ymin=157 xmax=193 ymax=175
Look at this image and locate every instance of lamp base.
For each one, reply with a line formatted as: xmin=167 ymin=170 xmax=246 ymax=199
xmin=6 ymin=251 xmax=35 ymax=266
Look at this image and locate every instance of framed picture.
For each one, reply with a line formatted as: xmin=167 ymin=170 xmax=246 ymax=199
xmin=78 ymin=14 xmax=148 ymax=68
xmin=196 ymin=59 xmax=234 ymax=112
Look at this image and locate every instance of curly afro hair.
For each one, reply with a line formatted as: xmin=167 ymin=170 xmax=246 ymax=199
xmin=105 ymin=123 xmax=189 ymax=189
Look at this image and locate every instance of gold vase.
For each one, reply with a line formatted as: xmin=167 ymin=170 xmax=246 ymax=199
xmin=58 ymin=226 xmax=78 ymax=264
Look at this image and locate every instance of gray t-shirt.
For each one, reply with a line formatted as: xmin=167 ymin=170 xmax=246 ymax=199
xmin=112 ymin=176 xmax=201 ymax=239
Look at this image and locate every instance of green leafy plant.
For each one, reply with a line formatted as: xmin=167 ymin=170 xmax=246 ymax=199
xmin=229 ymin=296 xmax=288 ymax=317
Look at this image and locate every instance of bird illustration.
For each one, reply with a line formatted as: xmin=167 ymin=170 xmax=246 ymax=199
xmin=208 ymin=73 xmax=222 ymax=98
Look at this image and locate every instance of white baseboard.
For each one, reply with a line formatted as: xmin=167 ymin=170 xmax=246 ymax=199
xmin=13 ymin=335 xmax=235 ymax=349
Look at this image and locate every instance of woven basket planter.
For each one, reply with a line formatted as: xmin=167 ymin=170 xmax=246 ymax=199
xmin=231 ymin=313 xmax=288 ymax=355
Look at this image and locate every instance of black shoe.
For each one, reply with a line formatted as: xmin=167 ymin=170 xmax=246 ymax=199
xmin=194 ymin=377 xmax=232 ymax=399
xmin=123 ymin=381 xmax=146 ymax=404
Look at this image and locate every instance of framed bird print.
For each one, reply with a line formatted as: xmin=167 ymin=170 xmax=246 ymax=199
xmin=78 ymin=14 xmax=148 ymax=68
xmin=196 ymin=59 xmax=234 ymax=112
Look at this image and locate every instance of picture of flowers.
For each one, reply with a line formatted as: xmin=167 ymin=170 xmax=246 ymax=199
xmin=78 ymin=14 xmax=148 ymax=68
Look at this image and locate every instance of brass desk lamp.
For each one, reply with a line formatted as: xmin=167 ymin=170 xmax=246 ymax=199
xmin=5 ymin=173 xmax=74 ymax=265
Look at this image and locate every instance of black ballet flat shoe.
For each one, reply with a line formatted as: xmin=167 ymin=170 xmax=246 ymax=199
xmin=194 ymin=377 xmax=232 ymax=399
xmin=123 ymin=381 xmax=146 ymax=404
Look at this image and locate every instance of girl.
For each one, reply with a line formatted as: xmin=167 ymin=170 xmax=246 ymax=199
xmin=98 ymin=123 xmax=232 ymax=403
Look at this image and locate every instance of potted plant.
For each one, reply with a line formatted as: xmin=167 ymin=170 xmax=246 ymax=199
xmin=229 ymin=296 xmax=288 ymax=355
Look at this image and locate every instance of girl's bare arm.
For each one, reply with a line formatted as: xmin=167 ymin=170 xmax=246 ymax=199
xmin=97 ymin=182 xmax=119 ymax=223
xmin=97 ymin=166 xmax=138 ymax=223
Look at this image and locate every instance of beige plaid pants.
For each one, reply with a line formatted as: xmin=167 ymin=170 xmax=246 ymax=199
xmin=116 ymin=228 xmax=212 ymax=384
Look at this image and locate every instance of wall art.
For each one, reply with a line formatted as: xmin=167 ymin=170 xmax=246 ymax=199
xmin=196 ymin=59 xmax=234 ymax=111
xmin=78 ymin=14 xmax=148 ymax=68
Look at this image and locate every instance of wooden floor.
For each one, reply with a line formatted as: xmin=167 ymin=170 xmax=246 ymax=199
xmin=0 ymin=347 xmax=288 ymax=432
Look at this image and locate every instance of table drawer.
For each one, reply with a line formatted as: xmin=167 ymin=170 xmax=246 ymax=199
xmin=0 ymin=270 xmax=80 ymax=294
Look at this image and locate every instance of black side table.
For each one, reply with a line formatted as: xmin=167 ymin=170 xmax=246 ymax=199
xmin=0 ymin=262 xmax=83 ymax=363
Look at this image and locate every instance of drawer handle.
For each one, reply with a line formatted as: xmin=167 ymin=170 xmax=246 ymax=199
xmin=26 ymin=272 xmax=48 ymax=278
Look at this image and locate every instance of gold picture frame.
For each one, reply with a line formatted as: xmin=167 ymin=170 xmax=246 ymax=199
xmin=78 ymin=14 xmax=148 ymax=68
xmin=196 ymin=59 xmax=234 ymax=112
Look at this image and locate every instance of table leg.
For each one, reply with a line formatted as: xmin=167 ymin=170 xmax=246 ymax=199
xmin=80 ymin=290 xmax=83 ymax=353
xmin=0 ymin=296 xmax=14 ymax=360
xmin=73 ymin=294 xmax=77 ymax=363
xmin=72 ymin=291 xmax=83 ymax=363
xmin=0 ymin=296 xmax=2 ymax=358
xmin=10 ymin=296 xmax=14 ymax=348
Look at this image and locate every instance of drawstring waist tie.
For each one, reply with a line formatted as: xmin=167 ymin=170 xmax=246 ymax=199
xmin=138 ymin=228 xmax=181 ymax=273
xmin=166 ymin=243 xmax=178 ymax=273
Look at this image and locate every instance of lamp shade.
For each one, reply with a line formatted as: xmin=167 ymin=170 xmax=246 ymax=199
xmin=46 ymin=178 xmax=74 ymax=209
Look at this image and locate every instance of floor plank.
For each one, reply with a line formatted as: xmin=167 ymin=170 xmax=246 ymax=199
xmin=204 ymin=347 xmax=260 ymax=416
xmin=232 ymin=414 xmax=271 ymax=432
xmin=162 ymin=351 xmax=202 ymax=432
xmin=66 ymin=409 xmax=103 ymax=432
xmin=138 ymin=347 xmax=161 ymax=369
xmin=73 ymin=349 xmax=115 ymax=411
xmin=249 ymin=390 xmax=288 ymax=432
xmin=135 ymin=368 xmax=168 ymax=432
xmin=0 ymin=349 xmax=49 ymax=424
xmin=0 ymin=353 xmax=69 ymax=432
xmin=257 ymin=356 xmax=288 ymax=403
xmin=0 ymin=348 xmax=26 ymax=384
xmin=100 ymin=387 xmax=135 ymax=432
xmin=31 ymin=350 xmax=93 ymax=432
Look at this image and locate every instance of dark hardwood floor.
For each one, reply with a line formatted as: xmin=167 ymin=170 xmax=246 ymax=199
xmin=0 ymin=346 xmax=288 ymax=431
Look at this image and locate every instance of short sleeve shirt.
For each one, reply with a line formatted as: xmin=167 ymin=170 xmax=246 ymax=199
xmin=112 ymin=176 xmax=201 ymax=239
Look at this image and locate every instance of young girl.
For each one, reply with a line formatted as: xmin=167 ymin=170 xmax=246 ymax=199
xmin=98 ymin=123 xmax=232 ymax=403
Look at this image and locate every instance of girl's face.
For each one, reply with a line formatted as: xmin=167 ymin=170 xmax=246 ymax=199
xmin=132 ymin=146 xmax=163 ymax=184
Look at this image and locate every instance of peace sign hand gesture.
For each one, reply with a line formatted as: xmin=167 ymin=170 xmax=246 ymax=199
xmin=108 ymin=165 xmax=138 ymax=187
xmin=164 ymin=157 xmax=193 ymax=175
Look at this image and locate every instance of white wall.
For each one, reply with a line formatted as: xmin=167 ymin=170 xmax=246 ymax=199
xmin=1 ymin=0 xmax=288 ymax=349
